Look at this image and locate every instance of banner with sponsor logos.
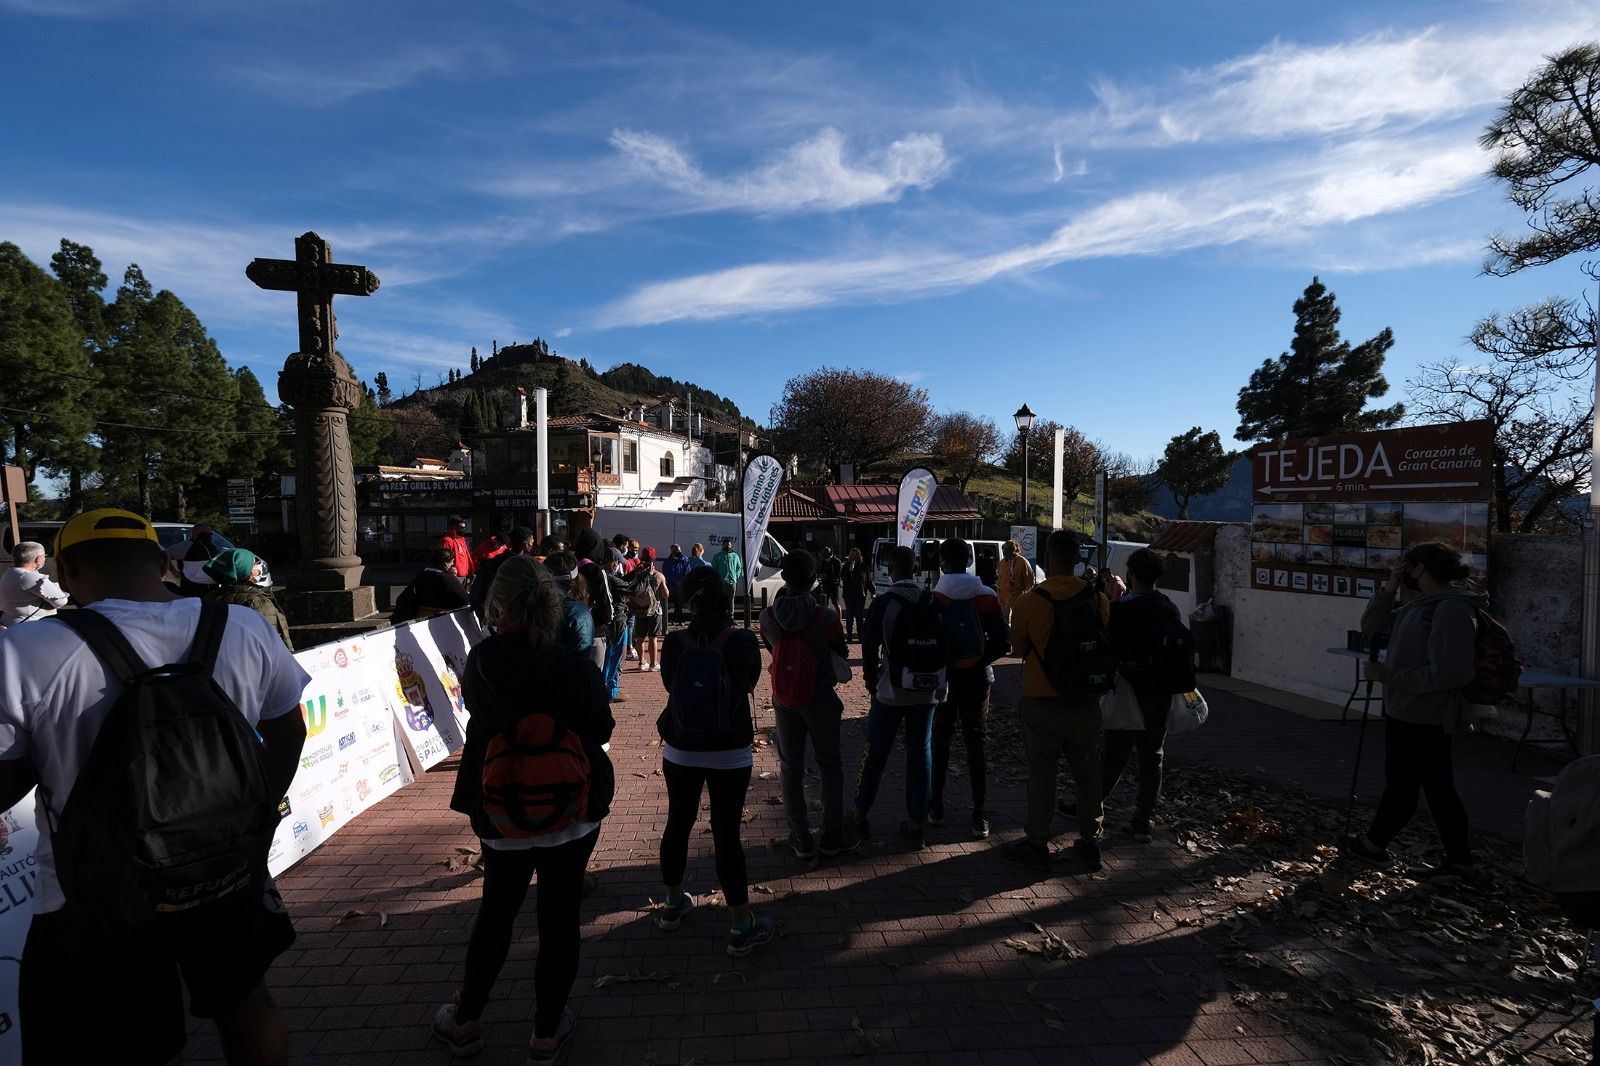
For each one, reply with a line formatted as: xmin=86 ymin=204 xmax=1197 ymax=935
xmin=896 ymin=467 xmax=937 ymax=548
xmin=0 ymin=797 xmax=38 ymax=1059
xmin=741 ymin=453 xmax=784 ymax=593
xmin=1249 ymin=420 xmax=1494 ymax=597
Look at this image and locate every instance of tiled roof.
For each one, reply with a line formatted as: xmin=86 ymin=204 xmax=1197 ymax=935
xmin=816 ymin=483 xmax=983 ymax=522
xmin=1148 ymin=520 xmax=1223 ymax=554
xmin=770 ymin=488 xmax=837 ymax=522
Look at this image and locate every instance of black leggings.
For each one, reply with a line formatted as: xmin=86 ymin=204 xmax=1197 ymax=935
xmin=457 ymin=828 xmax=600 ymax=1036
xmin=1367 ymin=718 xmax=1473 ymax=865
xmin=660 ymin=760 xmax=752 ymax=908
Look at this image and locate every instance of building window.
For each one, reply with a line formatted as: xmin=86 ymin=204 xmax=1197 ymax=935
xmin=623 ymin=440 xmax=638 ymax=474
xmin=590 ymin=434 xmax=618 ymax=474
xmin=660 ymin=453 xmax=675 ymax=478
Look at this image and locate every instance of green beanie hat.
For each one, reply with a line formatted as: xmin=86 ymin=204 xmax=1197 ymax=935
xmin=204 ymin=547 xmax=257 ymax=586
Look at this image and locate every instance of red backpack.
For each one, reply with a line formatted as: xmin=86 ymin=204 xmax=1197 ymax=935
xmin=481 ymin=713 xmax=591 ymax=838
xmin=1424 ymin=601 xmax=1524 ymax=705
xmin=769 ymin=607 xmax=826 ymax=709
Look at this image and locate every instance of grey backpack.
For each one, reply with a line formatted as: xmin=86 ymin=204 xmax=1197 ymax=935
xmin=1525 ymin=754 xmax=1600 ymax=928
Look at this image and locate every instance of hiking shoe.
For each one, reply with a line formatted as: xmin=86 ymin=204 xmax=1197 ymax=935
xmin=431 ymin=996 xmax=484 ymax=1057
xmin=1003 ymin=837 xmax=1052 ymax=869
xmin=899 ymin=820 xmax=926 ymax=850
xmin=788 ymin=831 xmax=817 ymax=860
xmin=526 ymin=1005 xmax=576 ymax=1064
xmin=655 ymin=893 xmax=695 ymax=930
xmin=926 ymin=803 xmax=945 ymax=827
xmin=609 ymin=692 xmax=627 ymax=703
xmin=817 ymin=829 xmax=859 ymax=857
xmin=1128 ymin=816 xmax=1154 ymax=843
xmin=1072 ymin=838 xmax=1103 ymax=872
xmin=726 ymin=914 xmax=777 ymax=957
xmin=1339 ymin=835 xmax=1392 ymax=867
xmin=971 ymin=814 xmax=990 ymax=840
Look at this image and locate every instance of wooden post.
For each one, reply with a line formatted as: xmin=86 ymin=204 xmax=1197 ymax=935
xmin=1 ymin=466 xmax=25 ymax=551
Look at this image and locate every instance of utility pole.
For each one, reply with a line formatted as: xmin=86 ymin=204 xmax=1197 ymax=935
xmin=1581 ymin=284 xmax=1600 ymax=755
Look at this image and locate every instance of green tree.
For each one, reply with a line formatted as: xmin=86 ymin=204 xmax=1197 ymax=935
xmin=374 ymin=371 xmax=391 ymax=407
xmin=380 ymin=405 xmax=454 ymax=466
xmin=0 ymin=243 xmax=96 ymax=490
xmin=768 ymin=367 xmax=933 ymax=481
xmin=99 ymin=268 xmax=236 ymax=517
xmin=1235 ymin=278 xmax=1403 ymax=442
xmin=227 ymin=367 xmax=281 ymax=476
xmin=348 ymin=380 xmax=391 ymax=466
xmin=1001 ymin=421 xmax=1104 ymax=499
xmin=48 ymin=240 xmax=111 ymax=511
xmin=1157 ymin=427 xmax=1234 ymax=520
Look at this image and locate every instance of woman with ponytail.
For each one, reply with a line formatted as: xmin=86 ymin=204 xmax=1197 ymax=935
xmin=1342 ymin=542 xmax=1484 ymax=880
xmin=433 ymin=556 xmax=615 ymax=1063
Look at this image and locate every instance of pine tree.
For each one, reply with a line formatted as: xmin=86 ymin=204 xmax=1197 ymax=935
xmin=470 ymin=346 xmax=479 ymax=372
xmin=374 ymin=371 xmax=391 ymax=406
xmin=48 ymin=240 xmax=109 ymax=510
xmin=1235 ymin=278 xmax=1403 ymax=442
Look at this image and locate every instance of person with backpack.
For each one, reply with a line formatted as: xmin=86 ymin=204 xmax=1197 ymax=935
xmin=629 ymin=548 xmax=670 ymax=671
xmin=1341 ymin=543 xmax=1487 ymax=879
xmin=1098 ymin=548 xmax=1193 ymax=843
xmin=433 ymin=555 xmax=615 ymax=1062
xmin=205 ymin=547 xmax=294 ymax=650
xmin=853 ymin=545 xmax=947 ymax=850
xmin=598 ymin=551 xmax=632 ymax=702
xmin=0 ymin=508 xmax=310 ymax=1066
xmin=759 ymin=550 xmax=854 ymax=861
xmin=654 ymin=566 xmax=776 ymax=957
xmin=840 ymin=546 xmax=873 ymax=643
xmin=544 ymin=551 xmax=596 ymax=657
xmin=928 ymin=538 xmax=1010 ymax=840
xmin=1006 ymin=529 xmax=1114 ymax=871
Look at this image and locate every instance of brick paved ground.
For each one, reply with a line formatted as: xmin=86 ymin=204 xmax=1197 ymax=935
xmin=184 ymin=641 xmax=1584 ymax=1065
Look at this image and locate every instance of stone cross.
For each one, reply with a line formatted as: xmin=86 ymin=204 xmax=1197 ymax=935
xmin=247 ymin=232 xmax=380 ymax=592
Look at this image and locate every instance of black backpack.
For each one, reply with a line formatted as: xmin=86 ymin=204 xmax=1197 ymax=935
xmin=1126 ymin=596 xmax=1197 ymax=695
xmin=885 ymin=592 xmax=948 ymax=692
xmin=663 ymin=628 xmax=736 ymax=747
xmin=1033 ymin=585 xmax=1116 ymax=701
xmin=49 ymin=603 xmax=278 ymax=931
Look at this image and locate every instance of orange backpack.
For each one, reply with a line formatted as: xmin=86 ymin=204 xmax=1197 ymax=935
xmin=481 ymin=713 xmax=591 ymax=838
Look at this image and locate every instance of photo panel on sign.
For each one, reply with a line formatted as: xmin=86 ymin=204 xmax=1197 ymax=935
xmin=1303 ymin=544 xmax=1333 ymax=566
xmin=1367 ymin=502 xmax=1403 ymax=525
xmin=1464 ymin=502 xmax=1490 ymax=554
xmin=1402 ymin=501 xmax=1467 ymax=551
xmin=1365 ymin=547 xmax=1402 ymax=570
xmin=1252 ymin=503 xmax=1303 ymax=543
xmin=1304 ymin=523 xmax=1334 ymax=546
xmin=1304 ymin=503 xmax=1334 ymax=524
xmin=1366 ymin=525 xmax=1402 ymax=549
xmin=1252 ymin=543 xmax=1275 ymax=563
xmin=1273 ymin=542 xmax=1304 ymax=563
xmin=1334 ymin=545 xmax=1367 ymax=568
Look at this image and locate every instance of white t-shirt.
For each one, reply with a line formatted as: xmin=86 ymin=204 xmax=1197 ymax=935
xmin=0 ymin=566 xmax=70 ymax=626
xmin=0 ymin=598 xmax=311 ymax=913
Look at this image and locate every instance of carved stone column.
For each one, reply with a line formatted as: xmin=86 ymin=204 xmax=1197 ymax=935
xmin=279 ymin=349 xmax=364 ymax=591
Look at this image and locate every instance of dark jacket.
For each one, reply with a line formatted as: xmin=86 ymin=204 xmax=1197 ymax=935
xmin=450 ymin=634 xmax=616 ymax=840
xmin=393 ymin=567 xmax=469 ymax=624
xmin=1361 ymin=585 xmax=1486 ymax=733
xmin=1109 ymin=591 xmax=1183 ymax=691
xmin=578 ymin=560 xmax=614 ymax=636
xmin=663 ymin=554 xmax=691 ymax=594
xmin=213 ymin=582 xmax=294 ymax=649
xmin=657 ymin=620 xmax=763 ymax=752
xmin=471 ymin=551 xmax=513 ymax=620
xmin=861 ymin=581 xmax=947 ymax=706
xmin=841 ymin=560 xmax=874 ymax=608
xmin=931 ymin=572 xmax=1010 ymax=689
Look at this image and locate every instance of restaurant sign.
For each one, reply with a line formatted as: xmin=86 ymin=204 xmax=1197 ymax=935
xmin=1250 ymin=420 xmax=1494 ymax=598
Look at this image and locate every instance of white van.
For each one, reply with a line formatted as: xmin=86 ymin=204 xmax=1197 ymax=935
xmin=870 ymin=537 xmax=1045 ymax=593
xmin=591 ymin=506 xmax=787 ymax=605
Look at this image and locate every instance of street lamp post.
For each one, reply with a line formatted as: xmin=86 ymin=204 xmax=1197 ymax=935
xmin=1013 ymin=403 xmax=1036 ymax=523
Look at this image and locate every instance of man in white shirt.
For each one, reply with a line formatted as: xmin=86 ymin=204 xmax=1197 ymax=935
xmin=0 ymin=541 xmax=69 ymax=626
xmin=0 ymin=509 xmax=310 ymax=1066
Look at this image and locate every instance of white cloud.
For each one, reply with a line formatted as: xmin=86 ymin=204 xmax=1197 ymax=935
xmin=1077 ymin=11 xmax=1600 ymax=146
xmin=1051 ymin=145 xmax=1087 ymax=183
xmin=604 ymin=127 xmax=950 ymax=214
xmin=592 ymin=133 xmax=1490 ymax=328
xmin=554 ymin=327 xmax=573 ymax=338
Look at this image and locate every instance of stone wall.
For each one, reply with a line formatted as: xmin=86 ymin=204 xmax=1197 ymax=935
xmin=1487 ymin=534 xmax=1584 ymax=741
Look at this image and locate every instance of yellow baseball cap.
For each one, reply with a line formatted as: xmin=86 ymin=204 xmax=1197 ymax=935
xmin=56 ymin=508 xmax=159 ymax=553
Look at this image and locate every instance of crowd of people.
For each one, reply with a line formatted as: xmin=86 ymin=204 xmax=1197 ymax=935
xmin=0 ymin=506 xmax=1495 ymax=1065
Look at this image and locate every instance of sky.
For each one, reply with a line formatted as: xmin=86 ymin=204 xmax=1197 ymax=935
xmin=4 ymin=0 xmax=1598 ymax=462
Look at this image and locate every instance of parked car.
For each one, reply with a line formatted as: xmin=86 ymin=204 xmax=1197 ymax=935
xmin=590 ymin=506 xmax=786 ymax=605
xmin=870 ymin=536 xmax=1046 ymax=593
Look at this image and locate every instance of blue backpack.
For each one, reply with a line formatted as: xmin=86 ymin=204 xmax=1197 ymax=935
xmin=939 ymin=596 xmax=986 ymax=670
xmin=665 ymin=629 xmax=735 ymax=746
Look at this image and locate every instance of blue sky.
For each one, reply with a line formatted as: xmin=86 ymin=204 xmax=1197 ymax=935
xmin=4 ymin=0 xmax=1596 ymax=461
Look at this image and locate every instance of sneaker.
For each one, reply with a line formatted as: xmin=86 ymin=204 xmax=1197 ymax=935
xmin=971 ymin=814 xmax=990 ymax=840
xmin=1128 ymin=816 xmax=1154 ymax=843
xmin=610 ymin=692 xmax=627 ymax=704
xmin=1072 ymin=837 xmax=1103 ymax=872
xmin=817 ymin=829 xmax=860 ymax=856
xmin=926 ymin=803 xmax=945 ymax=827
xmin=526 ymin=1005 xmax=577 ymax=1064
xmin=788 ymin=831 xmax=817 ymax=860
xmin=726 ymin=914 xmax=777 ymax=957
xmin=655 ymin=892 xmax=695 ymax=931
xmin=899 ymin=820 xmax=926 ymax=850
xmin=1003 ymin=837 xmax=1052 ymax=869
xmin=431 ymin=996 xmax=484 ymax=1058
xmin=1339 ymin=834 xmax=1392 ymax=867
